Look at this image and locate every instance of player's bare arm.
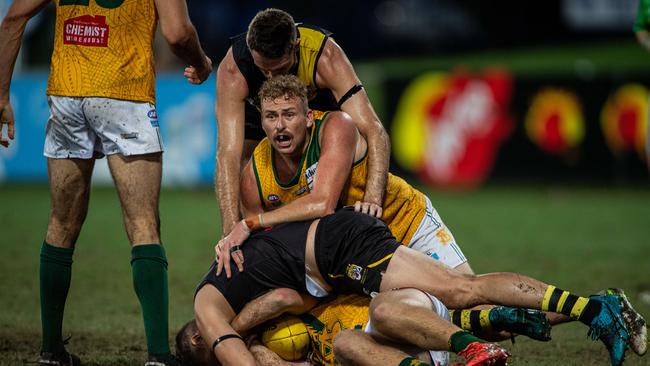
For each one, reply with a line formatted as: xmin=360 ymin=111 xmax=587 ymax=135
xmin=216 ymin=49 xmax=250 ymax=237
xmin=216 ymin=112 xmax=359 ymax=277
xmin=231 ymin=288 xmax=317 ymax=337
xmin=194 ymin=285 xmax=257 ymax=366
xmin=155 ymin=0 xmax=211 ymax=83
xmin=240 ymin=158 xmax=265 ymax=217
xmin=315 ymin=38 xmax=390 ymax=218
xmin=0 ymin=0 xmax=49 ymax=147
xmin=249 ymin=338 xmax=310 ymax=366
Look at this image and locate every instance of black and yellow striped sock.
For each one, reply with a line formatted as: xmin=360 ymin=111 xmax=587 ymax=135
xmin=450 ymin=309 xmax=492 ymax=331
xmin=541 ymin=285 xmax=601 ymax=325
xmin=398 ymin=357 xmax=432 ymax=366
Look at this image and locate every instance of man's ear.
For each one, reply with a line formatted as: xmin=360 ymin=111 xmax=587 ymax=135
xmin=191 ymin=332 xmax=203 ymax=347
xmin=306 ymin=109 xmax=314 ymax=128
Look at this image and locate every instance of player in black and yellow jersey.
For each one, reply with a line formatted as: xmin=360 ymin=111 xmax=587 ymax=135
xmin=0 ymin=1 xmax=211 ymax=365
xmin=179 ymin=208 xmax=644 ymax=366
xmin=206 ymin=8 xmax=390 ymax=242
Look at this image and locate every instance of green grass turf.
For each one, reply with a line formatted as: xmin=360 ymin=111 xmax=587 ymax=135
xmin=0 ymin=184 xmax=648 ymax=365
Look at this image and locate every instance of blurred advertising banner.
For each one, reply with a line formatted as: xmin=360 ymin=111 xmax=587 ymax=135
xmin=0 ymin=73 xmax=217 ymax=186
xmin=386 ymin=69 xmax=649 ymax=187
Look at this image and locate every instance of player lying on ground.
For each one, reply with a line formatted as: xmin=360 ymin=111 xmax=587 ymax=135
xmin=178 ymin=274 xmax=512 ymax=366
xmin=187 ymin=208 xmax=646 ymax=366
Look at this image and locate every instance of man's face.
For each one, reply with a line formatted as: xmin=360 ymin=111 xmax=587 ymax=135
xmin=261 ymin=95 xmax=313 ymax=158
xmin=251 ymin=41 xmax=299 ymax=79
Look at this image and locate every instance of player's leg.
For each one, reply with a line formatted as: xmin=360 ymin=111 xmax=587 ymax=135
xmin=108 ymin=152 xmax=176 ymax=365
xmin=87 ymin=97 xmax=174 ymax=364
xmin=39 ymin=96 xmax=96 ymax=366
xmin=381 ymin=246 xmax=645 ymax=365
xmin=409 ymin=197 xmax=555 ymax=341
xmin=39 ymin=158 xmax=93 ymax=366
xmin=367 ymin=289 xmax=509 ymax=366
xmin=334 ymin=331 xmax=435 ymax=366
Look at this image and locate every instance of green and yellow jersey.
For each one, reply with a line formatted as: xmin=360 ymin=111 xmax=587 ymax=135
xmin=251 ymin=111 xmax=426 ymax=244
xmin=301 ymin=294 xmax=370 ymax=366
xmin=48 ymin=0 xmax=157 ymax=103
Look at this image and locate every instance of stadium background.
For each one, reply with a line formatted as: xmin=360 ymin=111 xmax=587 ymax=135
xmin=0 ymin=0 xmax=648 ymax=365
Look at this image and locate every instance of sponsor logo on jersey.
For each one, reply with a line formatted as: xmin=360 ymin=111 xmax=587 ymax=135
xmin=63 ymin=15 xmax=109 ymax=47
xmin=305 ymin=162 xmax=318 ymax=191
xmin=148 ymin=109 xmax=159 ymax=127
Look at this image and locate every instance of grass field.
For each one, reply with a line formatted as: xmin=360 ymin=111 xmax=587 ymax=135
xmin=0 ymin=184 xmax=648 ymax=365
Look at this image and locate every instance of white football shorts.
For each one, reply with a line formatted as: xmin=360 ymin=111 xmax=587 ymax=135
xmin=364 ymin=291 xmax=451 ymax=366
xmin=407 ymin=196 xmax=467 ymax=269
xmin=44 ymin=96 xmax=163 ymax=159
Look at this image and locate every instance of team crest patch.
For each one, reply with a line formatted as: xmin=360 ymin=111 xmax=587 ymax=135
xmin=346 ymin=264 xmax=363 ymax=281
xmin=267 ymin=194 xmax=281 ymax=206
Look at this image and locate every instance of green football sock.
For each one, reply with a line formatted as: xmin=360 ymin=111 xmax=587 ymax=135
xmin=40 ymin=241 xmax=74 ymax=354
xmin=131 ymin=244 xmax=171 ymax=356
xmin=449 ymin=331 xmax=484 ymax=354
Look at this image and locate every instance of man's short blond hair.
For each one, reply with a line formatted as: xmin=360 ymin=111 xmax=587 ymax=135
xmin=259 ymin=75 xmax=309 ymax=112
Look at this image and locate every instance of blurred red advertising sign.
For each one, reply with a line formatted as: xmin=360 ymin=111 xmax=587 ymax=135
xmin=525 ymin=88 xmax=585 ymax=155
xmin=391 ymin=69 xmax=513 ymax=188
xmin=601 ymin=84 xmax=648 ymax=159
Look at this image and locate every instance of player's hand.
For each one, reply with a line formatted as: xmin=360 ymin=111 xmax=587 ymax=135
xmin=185 ymin=56 xmax=212 ymax=85
xmin=0 ymin=100 xmax=15 ymax=148
xmin=215 ymin=219 xmax=250 ymax=278
xmin=353 ymin=201 xmax=383 ymax=218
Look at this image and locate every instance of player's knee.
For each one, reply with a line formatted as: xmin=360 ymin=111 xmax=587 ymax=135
xmin=369 ymin=300 xmax=394 ymax=330
xmin=47 ymin=215 xmax=85 ymax=246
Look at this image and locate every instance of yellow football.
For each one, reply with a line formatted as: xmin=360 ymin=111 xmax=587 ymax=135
xmin=261 ymin=314 xmax=310 ymax=361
